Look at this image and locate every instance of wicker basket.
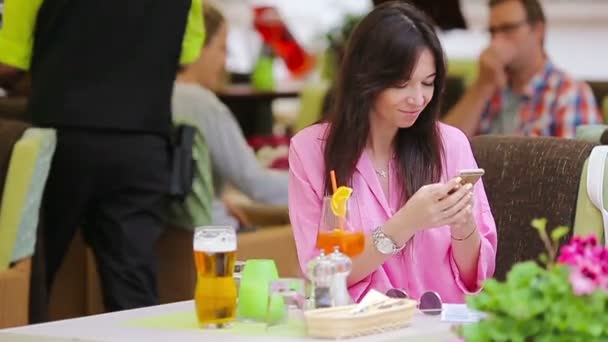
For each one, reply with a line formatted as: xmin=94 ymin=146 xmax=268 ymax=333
xmin=304 ymin=299 xmax=417 ymax=339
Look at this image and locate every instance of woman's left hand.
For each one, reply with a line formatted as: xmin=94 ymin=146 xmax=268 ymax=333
xmin=440 ymin=182 xmax=476 ymax=238
xmin=451 ymin=209 xmax=476 ymax=239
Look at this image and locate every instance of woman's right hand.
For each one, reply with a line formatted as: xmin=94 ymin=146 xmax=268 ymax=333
xmin=390 ymin=177 xmax=473 ymax=239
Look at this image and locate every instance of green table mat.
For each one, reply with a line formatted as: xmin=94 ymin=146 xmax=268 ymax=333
xmin=125 ymin=310 xmax=307 ymax=338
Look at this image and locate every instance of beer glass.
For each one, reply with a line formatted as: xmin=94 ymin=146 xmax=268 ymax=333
xmin=193 ymin=226 xmax=237 ymax=328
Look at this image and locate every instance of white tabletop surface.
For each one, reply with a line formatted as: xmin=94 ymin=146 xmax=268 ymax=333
xmin=0 ymin=301 xmax=459 ymax=342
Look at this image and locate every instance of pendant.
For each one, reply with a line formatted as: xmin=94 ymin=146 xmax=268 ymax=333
xmin=375 ymin=169 xmax=388 ymax=179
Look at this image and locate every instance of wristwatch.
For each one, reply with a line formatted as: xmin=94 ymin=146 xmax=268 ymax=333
xmin=372 ymin=226 xmax=404 ymax=255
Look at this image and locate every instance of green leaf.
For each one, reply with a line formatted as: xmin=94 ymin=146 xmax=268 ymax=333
xmin=551 ymin=226 xmax=569 ymax=243
xmin=505 ymin=261 xmax=543 ymax=286
xmin=466 ymin=231 xmax=608 ymax=340
xmin=531 ymin=217 xmax=548 ymax=232
xmin=463 ymin=321 xmax=494 ymax=342
xmin=539 ymin=253 xmax=548 ymax=265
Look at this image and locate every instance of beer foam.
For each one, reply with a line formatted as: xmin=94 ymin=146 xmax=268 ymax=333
xmin=194 ymin=234 xmax=236 ymax=253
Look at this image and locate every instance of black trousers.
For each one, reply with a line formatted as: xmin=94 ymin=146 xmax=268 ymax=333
xmin=42 ymin=129 xmax=170 ymax=311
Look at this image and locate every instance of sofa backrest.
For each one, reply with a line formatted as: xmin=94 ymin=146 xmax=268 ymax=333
xmin=471 ymin=135 xmax=595 ymax=280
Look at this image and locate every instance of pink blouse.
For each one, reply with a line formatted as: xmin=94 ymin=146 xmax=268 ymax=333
xmin=288 ymin=123 xmax=497 ymax=304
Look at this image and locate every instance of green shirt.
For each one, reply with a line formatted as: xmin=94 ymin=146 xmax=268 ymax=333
xmin=0 ymin=0 xmax=205 ymax=70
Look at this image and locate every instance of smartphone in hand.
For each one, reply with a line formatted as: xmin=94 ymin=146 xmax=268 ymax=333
xmin=448 ymin=168 xmax=485 ymax=195
xmin=458 ymin=168 xmax=485 ymax=186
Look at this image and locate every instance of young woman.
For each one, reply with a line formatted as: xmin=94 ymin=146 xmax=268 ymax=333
xmin=288 ymin=2 xmax=497 ymax=304
xmin=173 ymin=4 xmax=288 ymax=228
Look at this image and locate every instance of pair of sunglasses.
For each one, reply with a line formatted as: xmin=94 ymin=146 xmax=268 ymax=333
xmin=385 ymin=289 xmax=443 ymax=315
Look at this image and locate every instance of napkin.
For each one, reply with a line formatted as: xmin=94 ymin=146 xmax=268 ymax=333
xmin=441 ymin=304 xmax=485 ymax=323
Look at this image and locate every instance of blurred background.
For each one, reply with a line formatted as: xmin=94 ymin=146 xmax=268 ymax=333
xmin=214 ymin=0 xmax=608 ymax=81
xmin=196 ymin=0 xmax=608 ymax=140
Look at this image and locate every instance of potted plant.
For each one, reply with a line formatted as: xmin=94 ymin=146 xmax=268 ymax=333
xmin=461 ymin=219 xmax=608 ymax=341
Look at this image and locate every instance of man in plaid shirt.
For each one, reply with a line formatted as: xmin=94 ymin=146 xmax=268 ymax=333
xmin=444 ymin=0 xmax=601 ymax=138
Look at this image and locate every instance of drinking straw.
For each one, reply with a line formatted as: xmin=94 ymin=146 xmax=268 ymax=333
xmin=330 ymin=170 xmax=338 ymax=194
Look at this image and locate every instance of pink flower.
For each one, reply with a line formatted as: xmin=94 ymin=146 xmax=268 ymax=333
xmin=558 ymin=234 xmax=608 ymax=295
xmin=570 ymin=268 xmax=597 ymax=295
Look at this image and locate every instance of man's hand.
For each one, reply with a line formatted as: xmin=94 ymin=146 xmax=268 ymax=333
xmin=476 ymin=47 xmax=508 ymax=92
xmin=475 ymin=40 xmax=517 ymax=93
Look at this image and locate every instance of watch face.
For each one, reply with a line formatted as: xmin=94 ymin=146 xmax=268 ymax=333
xmin=377 ymin=236 xmax=394 ymax=255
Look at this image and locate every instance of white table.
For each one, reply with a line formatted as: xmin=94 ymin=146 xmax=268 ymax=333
xmin=0 ymin=301 xmax=459 ymax=342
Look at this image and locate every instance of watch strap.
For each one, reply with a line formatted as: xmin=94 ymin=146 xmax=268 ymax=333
xmin=372 ymin=226 xmax=404 ymax=255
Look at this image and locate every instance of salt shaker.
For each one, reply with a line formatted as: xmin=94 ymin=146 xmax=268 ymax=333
xmin=328 ymin=246 xmax=353 ymax=306
xmin=307 ymin=250 xmax=337 ymax=309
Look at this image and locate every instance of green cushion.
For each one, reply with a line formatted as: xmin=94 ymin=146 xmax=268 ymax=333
xmin=575 ymin=124 xmax=608 ymax=143
xmin=293 ymin=80 xmax=330 ymax=134
xmin=0 ymin=128 xmax=56 ymax=270
xmin=11 ymin=129 xmax=56 ymax=262
xmin=447 ymin=58 xmax=477 ymax=86
xmin=166 ymin=120 xmax=214 ymax=229
xmin=573 ymin=158 xmax=606 ymax=243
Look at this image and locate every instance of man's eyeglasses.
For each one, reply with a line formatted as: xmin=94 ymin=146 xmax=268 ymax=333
xmin=488 ymin=20 xmax=528 ymax=36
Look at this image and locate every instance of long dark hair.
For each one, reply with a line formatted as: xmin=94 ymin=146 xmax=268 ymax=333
xmin=323 ymin=2 xmax=446 ymax=202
